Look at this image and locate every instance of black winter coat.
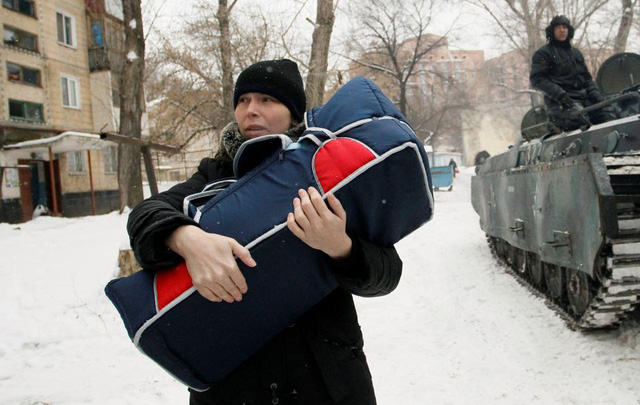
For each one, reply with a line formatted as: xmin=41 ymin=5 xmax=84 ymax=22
xmin=530 ymin=42 xmax=602 ymax=106
xmin=127 ymin=157 xmax=403 ymax=405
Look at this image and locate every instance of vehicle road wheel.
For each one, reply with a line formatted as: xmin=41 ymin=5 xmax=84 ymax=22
xmin=544 ymin=263 xmax=565 ymax=302
xmin=507 ymin=244 xmax=517 ymax=267
xmin=566 ymin=268 xmax=593 ymax=318
xmin=514 ymin=249 xmax=526 ymax=274
xmin=488 ymin=236 xmax=497 ymax=257
xmin=527 ymin=254 xmax=544 ymax=287
xmin=496 ymin=239 xmax=507 ymax=261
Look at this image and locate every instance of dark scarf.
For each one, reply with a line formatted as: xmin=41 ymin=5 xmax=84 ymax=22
xmin=214 ymin=121 xmax=306 ymax=163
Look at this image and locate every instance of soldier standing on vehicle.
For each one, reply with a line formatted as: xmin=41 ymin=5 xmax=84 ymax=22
xmin=530 ymin=15 xmax=612 ymax=131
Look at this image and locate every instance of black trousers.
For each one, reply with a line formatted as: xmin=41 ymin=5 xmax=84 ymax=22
xmin=189 ymin=324 xmax=335 ymax=405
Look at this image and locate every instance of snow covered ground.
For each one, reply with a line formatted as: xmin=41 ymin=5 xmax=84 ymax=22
xmin=1 ymin=169 xmax=639 ymax=404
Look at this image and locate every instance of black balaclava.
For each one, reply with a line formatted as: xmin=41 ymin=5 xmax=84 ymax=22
xmin=545 ymin=15 xmax=575 ymax=48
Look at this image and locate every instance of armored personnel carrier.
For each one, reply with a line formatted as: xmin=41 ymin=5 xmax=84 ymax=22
xmin=471 ymin=53 xmax=640 ymax=329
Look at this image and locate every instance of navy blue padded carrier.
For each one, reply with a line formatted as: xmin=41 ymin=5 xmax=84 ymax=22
xmin=105 ymin=77 xmax=433 ymax=391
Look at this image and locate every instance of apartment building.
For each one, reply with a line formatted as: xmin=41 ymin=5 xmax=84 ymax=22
xmin=0 ymin=0 xmax=125 ymax=223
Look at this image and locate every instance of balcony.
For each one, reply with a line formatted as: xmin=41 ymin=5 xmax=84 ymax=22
xmin=88 ymin=46 xmax=110 ymax=72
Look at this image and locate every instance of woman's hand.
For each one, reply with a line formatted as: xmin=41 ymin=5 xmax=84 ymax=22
xmin=166 ymin=225 xmax=256 ymax=303
xmin=287 ymin=187 xmax=352 ymax=260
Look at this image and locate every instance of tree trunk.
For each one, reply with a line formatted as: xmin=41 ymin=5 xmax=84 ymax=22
xmin=118 ymin=0 xmax=145 ymax=210
xmin=217 ymin=0 xmax=235 ymax=124
xmin=118 ymin=247 xmax=141 ymax=277
xmin=614 ymin=0 xmax=635 ymax=53
xmin=305 ymin=0 xmax=335 ymax=109
xmin=398 ymin=79 xmax=407 ymax=116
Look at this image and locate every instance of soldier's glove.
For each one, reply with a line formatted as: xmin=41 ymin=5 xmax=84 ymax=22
xmin=559 ymin=93 xmax=574 ymax=110
xmin=590 ymin=91 xmax=605 ymax=104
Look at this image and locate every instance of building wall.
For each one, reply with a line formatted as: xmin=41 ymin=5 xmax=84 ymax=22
xmin=42 ymin=0 xmax=94 ymax=131
xmin=1 ymin=0 xmax=95 ymax=130
xmin=1 ymin=0 xmax=123 ymax=130
xmin=0 ymin=148 xmax=46 ymax=199
xmin=61 ymin=188 xmax=119 ymax=217
xmin=89 ymin=69 xmax=117 ymax=132
xmin=458 ymin=50 xmax=532 ymax=165
xmin=58 ymin=148 xmax=118 ymax=192
xmin=0 ymin=197 xmax=22 ymax=223
xmin=1 ymin=2 xmax=48 ymax=123
xmin=2 ymin=147 xmax=115 ymax=195
xmin=460 ymin=104 xmax=527 ymax=166
xmin=1 ymin=0 xmax=123 ymax=222
xmin=1 ymin=165 xmax=22 ymax=199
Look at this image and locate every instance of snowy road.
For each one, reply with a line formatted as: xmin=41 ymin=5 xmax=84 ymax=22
xmin=361 ymin=170 xmax=640 ymax=404
xmin=1 ymin=169 xmax=639 ymax=404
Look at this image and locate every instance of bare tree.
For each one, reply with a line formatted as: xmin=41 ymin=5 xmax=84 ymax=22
xmin=306 ymin=0 xmax=335 ymax=108
xmin=467 ymin=0 xmax=609 ymax=66
xmin=147 ymin=2 xmax=276 ymax=144
xmin=614 ymin=0 xmax=638 ymax=53
xmin=467 ymin=0 xmax=546 ymax=64
xmin=410 ymin=75 xmax=473 ymax=151
xmin=216 ymin=0 xmax=239 ymax=124
xmin=118 ymin=0 xmax=146 ymax=209
xmin=145 ymin=56 xmax=222 ymax=147
xmin=635 ymin=1 xmax=640 ymax=33
xmin=346 ymin=0 xmax=448 ymax=117
xmin=345 ymin=0 xmax=473 ymax=150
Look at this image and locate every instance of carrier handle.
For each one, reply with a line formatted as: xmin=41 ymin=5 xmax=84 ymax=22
xmin=298 ymin=133 xmax=328 ymax=146
xmin=299 ymin=127 xmax=336 ymax=146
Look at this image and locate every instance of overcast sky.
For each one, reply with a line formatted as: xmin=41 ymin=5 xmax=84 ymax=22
xmin=140 ymin=0 xmax=503 ymax=59
xmin=140 ymin=0 xmax=640 ymax=67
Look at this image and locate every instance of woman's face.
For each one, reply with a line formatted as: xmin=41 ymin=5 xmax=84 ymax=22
xmin=235 ymin=92 xmax=294 ymax=139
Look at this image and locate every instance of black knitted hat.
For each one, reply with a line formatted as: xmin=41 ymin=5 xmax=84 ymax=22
xmin=233 ymin=59 xmax=306 ymax=123
xmin=545 ymin=15 xmax=575 ymax=40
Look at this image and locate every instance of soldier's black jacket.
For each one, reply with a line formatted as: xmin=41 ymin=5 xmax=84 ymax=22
xmin=127 ymin=157 xmax=403 ymax=405
xmin=530 ymin=42 xmax=603 ymax=106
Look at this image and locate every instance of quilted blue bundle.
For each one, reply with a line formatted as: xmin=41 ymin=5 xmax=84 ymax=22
xmin=105 ymin=77 xmax=433 ymax=391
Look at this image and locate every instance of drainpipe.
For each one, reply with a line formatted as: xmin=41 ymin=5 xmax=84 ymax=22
xmin=48 ymin=146 xmax=59 ymax=215
xmin=87 ymin=150 xmax=96 ymax=215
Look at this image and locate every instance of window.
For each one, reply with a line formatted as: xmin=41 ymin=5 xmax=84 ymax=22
xmin=56 ymin=11 xmax=75 ymax=47
xmin=169 ymin=171 xmax=181 ymax=182
xmin=105 ymin=20 xmax=124 ymax=51
xmin=3 ymin=26 xmax=37 ymax=52
xmin=60 ymin=74 xmax=80 ymax=109
xmin=3 ymin=0 xmax=35 ymax=17
xmin=9 ymin=99 xmax=43 ymax=123
xmin=7 ymin=62 xmax=40 ymax=86
xmin=91 ymin=21 xmax=104 ymax=47
xmin=67 ymin=151 xmax=86 ymax=174
xmin=103 ymin=145 xmax=117 ymax=174
xmin=494 ymin=66 xmax=505 ymax=85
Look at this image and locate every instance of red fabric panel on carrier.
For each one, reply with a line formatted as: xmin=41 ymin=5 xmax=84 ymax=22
xmin=314 ymin=138 xmax=376 ymax=193
xmin=155 ymin=262 xmax=193 ymax=311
